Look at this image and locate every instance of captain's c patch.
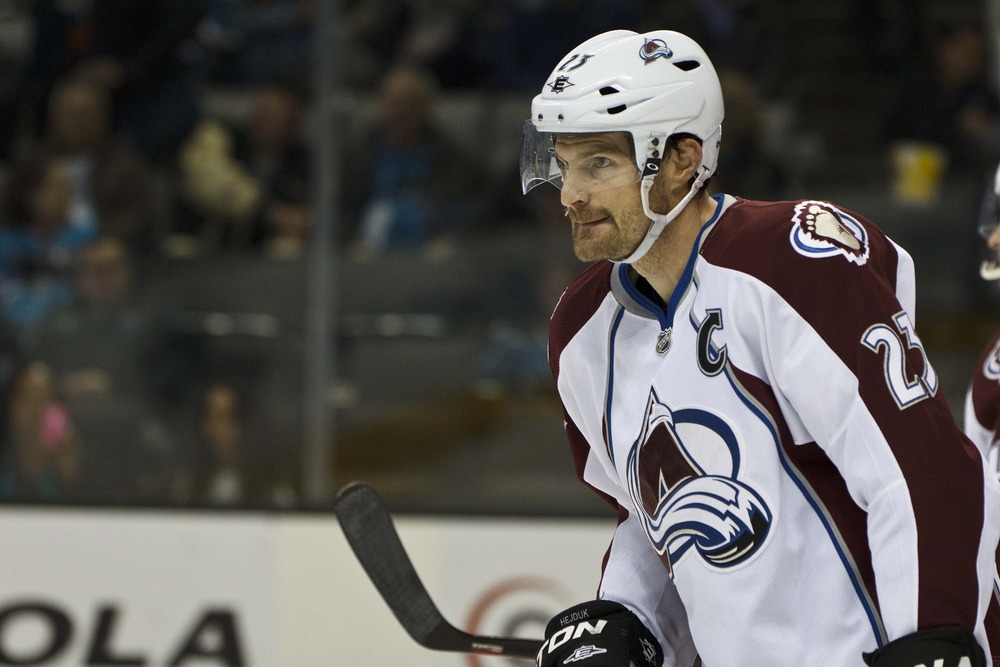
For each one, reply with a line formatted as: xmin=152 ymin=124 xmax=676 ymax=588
xmin=789 ymin=200 xmax=869 ymax=265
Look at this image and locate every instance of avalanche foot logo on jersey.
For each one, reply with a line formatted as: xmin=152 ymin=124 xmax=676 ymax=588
xmin=625 ymin=389 xmax=773 ymax=574
xmin=789 ymin=200 xmax=869 ymax=265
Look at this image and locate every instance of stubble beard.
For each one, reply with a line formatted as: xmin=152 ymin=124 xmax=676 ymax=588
xmin=569 ymin=204 xmax=648 ymax=263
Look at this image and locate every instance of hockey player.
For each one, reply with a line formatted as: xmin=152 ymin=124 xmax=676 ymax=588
xmin=965 ymin=163 xmax=1000 ymax=480
xmin=522 ymin=29 xmax=1000 ymax=666
xmin=963 ymin=160 xmax=1000 ymax=667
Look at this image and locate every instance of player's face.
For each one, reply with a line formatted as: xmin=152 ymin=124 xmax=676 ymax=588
xmin=555 ymin=133 xmax=648 ymax=262
xmin=988 ymin=225 xmax=1000 ymax=253
xmin=980 ymin=219 xmax=1000 ymax=280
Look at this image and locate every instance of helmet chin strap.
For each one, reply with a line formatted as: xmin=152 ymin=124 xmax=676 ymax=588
xmin=614 ymin=167 xmax=708 ymax=265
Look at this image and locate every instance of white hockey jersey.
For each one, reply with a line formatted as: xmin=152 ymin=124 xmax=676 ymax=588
xmin=965 ymin=328 xmax=1000 ymax=478
xmin=963 ymin=327 xmax=1000 ymax=659
xmin=548 ymin=194 xmax=1000 ymax=666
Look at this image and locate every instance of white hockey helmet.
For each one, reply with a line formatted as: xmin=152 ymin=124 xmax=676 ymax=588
xmin=978 ymin=162 xmax=1000 ymax=280
xmin=520 ymin=29 xmax=724 ymax=263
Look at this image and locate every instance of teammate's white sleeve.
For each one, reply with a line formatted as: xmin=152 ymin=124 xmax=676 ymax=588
xmin=966 ymin=386 xmax=996 ymax=458
xmin=966 ymin=386 xmax=1000 ymax=483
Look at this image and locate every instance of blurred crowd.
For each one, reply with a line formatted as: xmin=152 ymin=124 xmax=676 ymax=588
xmin=0 ymin=0 xmax=996 ymax=509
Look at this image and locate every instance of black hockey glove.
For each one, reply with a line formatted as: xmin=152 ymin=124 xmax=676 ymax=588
xmin=536 ymin=599 xmax=663 ymax=667
xmin=863 ymin=626 xmax=986 ymax=667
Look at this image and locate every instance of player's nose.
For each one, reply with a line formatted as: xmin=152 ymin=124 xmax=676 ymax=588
xmin=560 ymin=180 xmax=591 ymax=209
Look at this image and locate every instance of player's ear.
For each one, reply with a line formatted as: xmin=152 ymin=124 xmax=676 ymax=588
xmin=654 ymin=137 xmax=702 ymax=204
xmin=671 ymin=137 xmax=703 ymax=182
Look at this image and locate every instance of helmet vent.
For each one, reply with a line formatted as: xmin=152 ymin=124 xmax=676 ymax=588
xmin=599 ymin=86 xmax=620 ymax=96
xmin=606 ymin=104 xmax=627 ymax=115
xmin=673 ymin=60 xmax=700 ymax=72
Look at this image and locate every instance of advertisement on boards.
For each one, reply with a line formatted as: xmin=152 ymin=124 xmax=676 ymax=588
xmin=0 ymin=508 xmax=615 ymax=666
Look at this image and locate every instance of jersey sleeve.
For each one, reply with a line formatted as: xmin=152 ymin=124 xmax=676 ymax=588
xmin=964 ymin=330 xmax=1000 ymax=479
xmin=704 ymin=200 xmax=1000 ymax=644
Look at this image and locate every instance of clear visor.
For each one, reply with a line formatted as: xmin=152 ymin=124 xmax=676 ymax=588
xmin=519 ymin=121 xmax=642 ymax=195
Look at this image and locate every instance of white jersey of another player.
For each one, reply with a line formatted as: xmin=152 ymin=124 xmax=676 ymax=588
xmin=966 ymin=329 xmax=1000 ymax=479
xmin=549 ymin=193 xmax=1000 ymax=666
xmin=966 ymin=163 xmax=1000 ymax=480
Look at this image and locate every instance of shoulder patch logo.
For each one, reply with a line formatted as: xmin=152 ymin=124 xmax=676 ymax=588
xmin=789 ymin=200 xmax=869 ymax=265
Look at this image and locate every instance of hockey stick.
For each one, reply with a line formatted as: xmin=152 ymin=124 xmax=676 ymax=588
xmin=333 ymin=482 xmax=543 ymax=659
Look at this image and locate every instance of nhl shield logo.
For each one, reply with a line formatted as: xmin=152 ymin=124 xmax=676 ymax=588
xmin=789 ymin=200 xmax=870 ymax=265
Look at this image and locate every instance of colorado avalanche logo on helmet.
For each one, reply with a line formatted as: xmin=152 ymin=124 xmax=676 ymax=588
xmin=789 ymin=200 xmax=870 ymax=265
xmin=639 ymin=38 xmax=673 ymax=64
xmin=625 ymin=389 xmax=773 ymax=574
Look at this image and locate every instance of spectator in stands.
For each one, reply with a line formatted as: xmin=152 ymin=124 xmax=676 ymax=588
xmin=261 ymin=186 xmax=311 ymax=259
xmin=343 ymin=66 xmax=483 ymax=256
xmin=173 ymin=382 xmax=265 ymax=507
xmin=0 ymin=153 xmax=98 ymax=336
xmin=40 ymin=77 xmax=155 ymax=254
xmin=0 ymin=1 xmax=32 ymax=162
xmin=197 ymin=383 xmax=247 ymax=505
xmin=0 ymin=362 xmax=81 ymax=502
xmin=25 ymin=236 xmax=178 ymax=502
xmin=883 ymin=21 xmax=1000 ymax=184
xmin=175 ymin=77 xmax=311 ymax=255
xmin=24 ymin=0 xmax=207 ymax=162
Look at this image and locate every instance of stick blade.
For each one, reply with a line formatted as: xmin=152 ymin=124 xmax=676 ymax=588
xmin=334 ymin=482 xmax=446 ymax=644
xmin=334 ymin=482 xmax=543 ymax=659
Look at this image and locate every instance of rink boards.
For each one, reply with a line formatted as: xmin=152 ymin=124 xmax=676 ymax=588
xmin=0 ymin=507 xmax=614 ymax=666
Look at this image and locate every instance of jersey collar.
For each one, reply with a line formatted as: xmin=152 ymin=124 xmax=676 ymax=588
xmin=611 ymin=193 xmax=734 ymax=321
